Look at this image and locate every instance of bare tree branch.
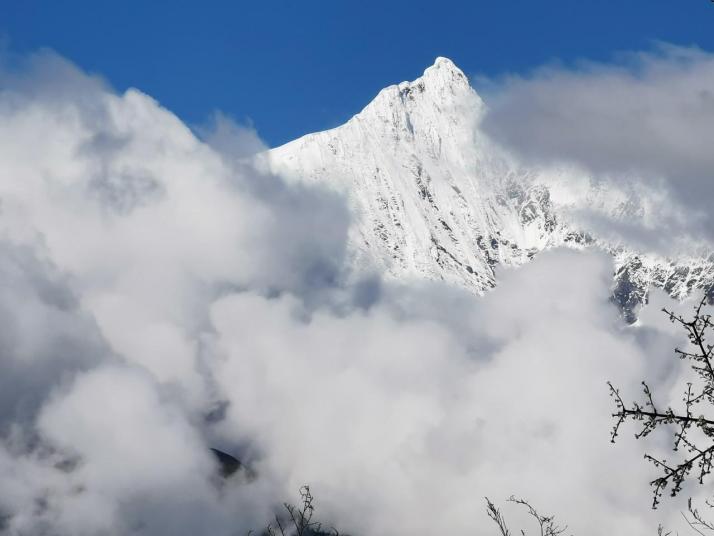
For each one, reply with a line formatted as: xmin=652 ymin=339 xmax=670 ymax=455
xmin=485 ymin=496 xmax=570 ymax=536
xmin=609 ymin=294 xmax=714 ymax=508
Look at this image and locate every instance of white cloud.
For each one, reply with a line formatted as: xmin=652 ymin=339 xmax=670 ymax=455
xmin=478 ymin=44 xmax=714 ymax=250
xmin=208 ymin=250 xmax=692 ymax=535
xmin=196 ymin=111 xmax=268 ymax=160
xmin=0 ymin=49 xmax=706 ymax=536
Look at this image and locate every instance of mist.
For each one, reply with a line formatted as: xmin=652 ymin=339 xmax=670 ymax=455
xmin=0 ymin=49 xmax=706 ymax=535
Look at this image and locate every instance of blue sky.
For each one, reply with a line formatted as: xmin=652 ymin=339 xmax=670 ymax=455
xmin=2 ymin=0 xmax=713 ymax=147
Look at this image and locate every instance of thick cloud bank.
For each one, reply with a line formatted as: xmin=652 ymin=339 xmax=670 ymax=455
xmin=479 ymin=44 xmax=714 ymax=248
xmin=0 ymin=50 xmax=706 ymax=535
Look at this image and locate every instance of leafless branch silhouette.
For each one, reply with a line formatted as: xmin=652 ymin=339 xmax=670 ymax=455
xmin=609 ymin=294 xmax=714 ymax=508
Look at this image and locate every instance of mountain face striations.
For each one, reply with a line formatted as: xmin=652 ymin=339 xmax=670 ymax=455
xmin=260 ymin=58 xmax=714 ymax=321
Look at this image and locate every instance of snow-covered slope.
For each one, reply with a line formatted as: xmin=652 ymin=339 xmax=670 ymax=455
xmin=260 ymin=57 xmax=714 ymax=320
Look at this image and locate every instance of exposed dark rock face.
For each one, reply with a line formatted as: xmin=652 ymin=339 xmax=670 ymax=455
xmin=210 ymin=448 xmax=242 ymax=478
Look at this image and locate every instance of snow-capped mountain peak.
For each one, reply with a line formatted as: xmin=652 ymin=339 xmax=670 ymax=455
xmin=262 ymin=57 xmax=561 ymax=293
xmin=261 ymin=57 xmax=714 ymax=320
xmin=371 ymin=56 xmax=472 ymax=108
xmin=394 ymin=56 xmax=473 ymax=103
